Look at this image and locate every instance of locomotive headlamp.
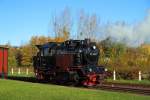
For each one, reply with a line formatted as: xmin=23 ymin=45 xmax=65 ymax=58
xmin=89 ymin=68 xmax=92 ymax=72
xmin=79 ymin=49 xmax=82 ymax=53
xmin=105 ymin=68 xmax=108 ymax=71
xmin=93 ymin=45 xmax=96 ymax=49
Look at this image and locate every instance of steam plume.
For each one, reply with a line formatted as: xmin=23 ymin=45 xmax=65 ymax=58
xmin=101 ymin=10 xmax=150 ymax=46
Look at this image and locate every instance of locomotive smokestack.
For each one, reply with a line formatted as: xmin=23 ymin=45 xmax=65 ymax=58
xmin=85 ymin=38 xmax=90 ymax=44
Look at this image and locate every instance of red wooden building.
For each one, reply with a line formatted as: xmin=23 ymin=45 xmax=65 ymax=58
xmin=0 ymin=46 xmax=8 ymax=78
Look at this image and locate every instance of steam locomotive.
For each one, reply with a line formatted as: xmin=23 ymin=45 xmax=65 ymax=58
xmin=33 ymin=39 xmax=105 ymax=86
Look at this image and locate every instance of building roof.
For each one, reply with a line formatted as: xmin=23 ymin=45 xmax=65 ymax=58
xmin=0 ymin=45 xmax=9 ymax=49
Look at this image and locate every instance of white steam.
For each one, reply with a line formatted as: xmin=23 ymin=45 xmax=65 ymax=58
xmin=101 ymin=10 xmax=150 ymax=46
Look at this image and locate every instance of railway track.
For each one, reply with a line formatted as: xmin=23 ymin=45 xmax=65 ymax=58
xmin=96 ymin=84 xmax=150 ymax=95
xmin=7 ymin=76 xmax=150 ymax=96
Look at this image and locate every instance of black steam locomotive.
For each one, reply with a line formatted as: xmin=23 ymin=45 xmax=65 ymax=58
xmin=33 ymin=39 xmax=105 ymax=86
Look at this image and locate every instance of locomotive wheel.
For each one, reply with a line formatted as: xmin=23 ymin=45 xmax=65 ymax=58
xmin=68 ymin=72 xmax=80 ymax=86
xmin=54 ymin=72 xmax=70 ymax=84
xmin=35 ymin=70 xmax=45 ymax=82
xmin=72 ymin=74 xmax=79 ymax=85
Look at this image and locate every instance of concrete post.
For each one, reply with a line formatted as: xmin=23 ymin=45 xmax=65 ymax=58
xmin=26 ymin=68 xmax=29 ymax=75
xmin=11 ymin=68 xmax=14 ymax=75
xmin=18 ymin=68 xmax=21 ymax=75
xmin=139 ymin=71 xmax=141 ymax=81
xmin=113 ymin=70 xmax=116 ymax=81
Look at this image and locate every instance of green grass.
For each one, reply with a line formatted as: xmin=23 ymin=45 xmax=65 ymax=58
xmin=106 ymin=79 xmax=150 ymax=86
xmin=0 ymin=79 xmax=150 ymax=100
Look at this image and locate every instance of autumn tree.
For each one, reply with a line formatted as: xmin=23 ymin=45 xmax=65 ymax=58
xmin=51 ymin=7 xmax=72 ymax=41
xmin=77 ymin=11 xmax=100 ymax=40
xmin=20 ymin=36 xmax=53 ymax=66
xmin=20 ymin=45 xmax=33 ymax=66
xmin=98 ymin=37 xmax=126 ymax=70
xmin=8 ymin=46 xmax=18 ymax=67
xmin=15 ymin=48 xmax=22 ymax=67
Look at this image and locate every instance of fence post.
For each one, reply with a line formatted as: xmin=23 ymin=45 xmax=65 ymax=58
xmin=18 ymin=68 xmax=21 ymax=75
xmin=113 ymin=70 xmax=116 ymax=81
xmin=11 ymin=68 xmax=14 ymax=75
xmin=139 ymin=71 xmax=141 ymax=81
xmin=26 ymin=68 xmax=29 ymax=75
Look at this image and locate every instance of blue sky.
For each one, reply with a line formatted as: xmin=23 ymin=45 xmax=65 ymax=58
xmin=0 ymin=0 xmax=150 ymax=46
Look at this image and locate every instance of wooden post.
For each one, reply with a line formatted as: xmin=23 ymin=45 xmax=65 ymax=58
xmin=26 ymin=68 xmax=29 ymax=75
xmin=18 ymin=68 xmax=21 ymax=75
xmin=139 ymin=71 xmax=141 ymax=81
xmin=11 ymin=68 xmax=14 ymax=75
xmin=113 ymin=70 xmax=116 ymax=81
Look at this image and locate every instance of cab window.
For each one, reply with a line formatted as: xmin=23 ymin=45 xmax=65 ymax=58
xmin=43 ymin=48 xmax=49 ymax=56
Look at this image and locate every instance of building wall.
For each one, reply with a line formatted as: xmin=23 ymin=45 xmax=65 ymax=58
xmin=0 ymin=47 xmax=8 ymax=78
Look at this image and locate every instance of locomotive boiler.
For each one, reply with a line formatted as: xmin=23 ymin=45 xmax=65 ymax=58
xmin=33 ymin=39 xmax=105 ymax=86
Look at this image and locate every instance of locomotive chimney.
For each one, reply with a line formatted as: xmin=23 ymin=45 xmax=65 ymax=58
xmin=85 ymin=38 xmax=90 ymax=45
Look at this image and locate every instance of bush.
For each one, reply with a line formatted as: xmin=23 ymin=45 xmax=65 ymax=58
xmin=106 ymin=69 xmax=139 ymax=80
xmin=147 ymin=72 xmax=150 ymax=80
xmin=117 ymin=70 xmax=139 ymax=80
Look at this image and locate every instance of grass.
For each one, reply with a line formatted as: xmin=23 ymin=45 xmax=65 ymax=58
xmin=0 ymin=79 xmax=150 ymax=100
xmin=106 ymin=79 xmax=150 ymax=86
xmin=8 ymin=72 xmax=34 ymax=77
